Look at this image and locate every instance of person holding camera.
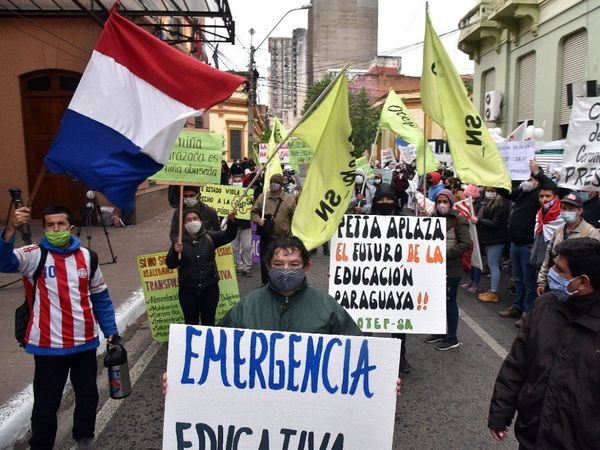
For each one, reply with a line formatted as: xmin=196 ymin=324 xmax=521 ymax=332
xmin=251 ymin=173 xmax=296 ymax=284
xmin=0 ymin=204 xmax=119 ymax=450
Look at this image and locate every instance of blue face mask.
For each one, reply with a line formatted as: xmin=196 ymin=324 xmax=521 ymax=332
xmin=579 ymin=192 xmax=590 ymax=203
xmin=547 ymin=267 xmax=579 ymax=301
xmin=560 ymin=211 xmax=578 ymax=224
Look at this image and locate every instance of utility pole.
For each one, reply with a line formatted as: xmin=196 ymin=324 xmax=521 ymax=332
xmin=247 ymin=28 xmax=256 ymax=159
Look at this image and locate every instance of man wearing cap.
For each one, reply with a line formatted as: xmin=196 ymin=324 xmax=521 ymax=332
xmin=169 ymin=185 xmax=220 ymax=244
xmin=536 ymin=191 xmax=600 ymax=298
xmin=251 ymin=173 xmax=296 ymax=284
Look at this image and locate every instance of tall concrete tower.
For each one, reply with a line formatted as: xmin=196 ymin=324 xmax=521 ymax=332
xmin=307 ymin=0 xmax=378 ymax=85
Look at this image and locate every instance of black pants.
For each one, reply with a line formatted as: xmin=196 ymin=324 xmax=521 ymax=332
xmin=179 ymin=284 xmax=220 ymax=325
xmin=30 ymin=349 xmax=98 ymax=449
xmin=259 ymin=237 xmax=271 ymax=285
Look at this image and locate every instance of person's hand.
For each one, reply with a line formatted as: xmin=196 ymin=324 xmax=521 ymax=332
xmin=490 ymin=428 xmax=508 ymax=442
xmin=257 ymin=218 xmax=265 ymax=226
xmin=469 ymin=216 xmax=478 ymax=224
xmin=529 ymin=159 xmax=540 ymax=176
xmin=536 ymin=286 xmax=545 ymax=297
xmin=174 ymin=242 xmax=183 ymax=254
xmin=356 ymin=194 xmax=364 ymax=202
xmin=396 ymin=378 xmax=401 ymax=396
xmin=107 ymin=335 xmax=121 ymax=346
xmin=354 ymin=206 xmax=362 ymax=214
xmin=11 ymin=206 xmax=31 ymax=229
xmin=162 ymin=372 xmax=167 ymax=396
xmin=227 ymin=211 xmax=236 ymax=221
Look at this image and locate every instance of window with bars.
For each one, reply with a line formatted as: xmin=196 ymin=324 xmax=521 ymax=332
xmin=229 ymin=129 xmax=242 ymax=160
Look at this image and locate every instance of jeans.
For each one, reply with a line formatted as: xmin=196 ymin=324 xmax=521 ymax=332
xmin=447 ymin=277 xmax=461 ymax=339
xmin=232 ymin=227 xmax=252 ymax=271
xmin=470 ymin=266 xmax=481 ymax=284
xmin=510 ymin=243 xmax=537 ymax=314
xmin=30 ymin=350 xmax=98 ymax=449
xmin=485 ymin=244 xmax=505 ymax=292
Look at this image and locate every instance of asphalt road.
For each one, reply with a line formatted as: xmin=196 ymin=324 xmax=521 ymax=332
xmin=55 ymin=250 xmax=521 ymax=450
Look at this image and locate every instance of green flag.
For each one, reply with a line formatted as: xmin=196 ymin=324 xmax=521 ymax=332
xmin=291 ymin=73 xmax=354 ymax=250
xmin=264 ymin=117 xmax=284 ymax=183
xmin=379 ymin=89 xmax=438 ymax=174
xmin=421 ymin=11 xmax=511 ymax=190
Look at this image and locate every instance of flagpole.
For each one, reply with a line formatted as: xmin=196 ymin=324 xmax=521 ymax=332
xmin=178 ymin=185 xmax=184 ymax=260
xmin=223 ymin=62 xmax=351 ymax=226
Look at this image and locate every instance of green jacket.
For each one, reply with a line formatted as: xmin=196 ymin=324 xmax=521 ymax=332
xmin=220 ymin=283 xmax=362 ymax=336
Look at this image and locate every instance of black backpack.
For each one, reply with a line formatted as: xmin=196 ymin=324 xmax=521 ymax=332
xmin=15 ymin=247 xmax=98 ymax=347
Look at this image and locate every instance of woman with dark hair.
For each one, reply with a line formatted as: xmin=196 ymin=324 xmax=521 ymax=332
xmin=166 ymin=210 xmax=237 ymax=325
xmin=470 ymin=187 xmax=511 ymax=304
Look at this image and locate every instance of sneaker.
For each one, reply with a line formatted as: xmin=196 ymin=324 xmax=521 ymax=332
xmin=478 ymin=290 xmax=499 ymax=303
xmin=515 ymin=313 xmax=527 ymax=328
xmin=424 ymin=334 xmax=446 ymax=344
xmin=77 ymin=438 xmax=95 ymax=450
xmin=498 ymin=306 xmax=521 ymax=319
xmin=399 ymin=357 xmax=412 ymax=374
xmin=435 ymin=337 xmax=460 ymax=351
xmin=460 ymin=280 xmax=474 ymax=290
xmin=467 ymin=284 xmax=479 ymax=294
xmin=243 ymin=269 xmax=252 ymax=277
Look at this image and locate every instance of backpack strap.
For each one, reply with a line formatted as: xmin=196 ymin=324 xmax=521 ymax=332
xmin=30 ymin=247 xmax=48 ymax=306
xmin=86 ymin=248 xmax=99 ymax=284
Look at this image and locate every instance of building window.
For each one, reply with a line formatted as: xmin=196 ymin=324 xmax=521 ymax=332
xmin=228 ymin=129 xmax=242 ymax=160
xmin=194 ymin=115 xmax=204 ymax=129
xmin=517 ymin=52 xmax=536 ymax=125
xmin=481 ymin=68 xmax=495 ymax=115
xmin=559 ymin=29 xmax=588 ymax=126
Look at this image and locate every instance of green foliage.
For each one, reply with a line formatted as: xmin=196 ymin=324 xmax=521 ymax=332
xmin=302 ymin=75 xmax=380 ymax=158
xmin=259 ymin=128 xmax=271 ymax=144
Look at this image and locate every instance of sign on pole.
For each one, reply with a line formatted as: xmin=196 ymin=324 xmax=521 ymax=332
xmin=329 ymin=215 xmax=447 ymax=334
xmin=198 ymin=183 xmax=254 ymax=220
xmin=497 ymin=140 xmax=535 ymax=180
xmin=163 ymin=324 xmax=400 ymax=449
xmin=258 ymin=143 xmax=289 ymax=164
xmin=149 ymin=130 xmax=223 ymax=185
xmin=137 ymin=245 xmax=240 ymax=342
xmin=559 ymin=97 xmax=600 ymax=190
xmin=380 ymin=148 xmax=397 ymax=167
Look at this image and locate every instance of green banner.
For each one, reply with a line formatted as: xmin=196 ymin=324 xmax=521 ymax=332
xmin=137 ymin=245 xmax=240 ymax=342
xmin=356 ymin=156 xmax=373 ymax=179
xmin=199 ymin=184 xmax=254 ymax=220
xmin=288 ymin=139 xmax=313 ymax=165
xmin=149 ymin=130 xmax=223 ymax=184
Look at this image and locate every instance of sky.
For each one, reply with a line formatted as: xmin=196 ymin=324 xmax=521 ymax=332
xmin=212 ymin=0 xmax=477 ymax=103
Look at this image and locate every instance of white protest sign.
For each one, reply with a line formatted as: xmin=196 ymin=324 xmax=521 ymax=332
xmin=560 ymin=97 xmax=600 ymax=190
xmin=497 ymin=140 xmax=535 ymax=180
xmin=380 ymin=148 xmax=397 ymax=166
xmin=163 ymin=325 xmax=400 ymax=450
xmin=329 ymin=215 xmax=447 ymax=334
xmin=258 ymin=143 xmax=289 ymax=164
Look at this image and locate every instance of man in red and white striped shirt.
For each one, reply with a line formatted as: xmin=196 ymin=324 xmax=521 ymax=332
xmin=1 ymin=205 xmax=119 ymax=450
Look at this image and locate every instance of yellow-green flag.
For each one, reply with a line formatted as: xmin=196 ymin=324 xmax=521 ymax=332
xmin=291 ymin=73 xmax=354 ymax=250
xmin=379 ymin=89 xmax=438 ymax=174
xmin=421 ymin=11 xmax=511 ymax=190
xmin=264 ymin=117 xmax=284 ymax=182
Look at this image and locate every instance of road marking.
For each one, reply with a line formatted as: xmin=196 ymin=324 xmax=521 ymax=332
xmin=460 ymin=308 xmax=509 ymax=360
xmin=77 ymin=340 xmax=163 ymax=449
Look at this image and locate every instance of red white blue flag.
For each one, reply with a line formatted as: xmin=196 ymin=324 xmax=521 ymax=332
xmin=45 ymin=7 xmax=244 ymax=210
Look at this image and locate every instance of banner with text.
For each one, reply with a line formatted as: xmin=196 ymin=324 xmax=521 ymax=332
xmin=497 ymin=140 xmax=535 ymax=180
xmin=149 ymin=130 xmax=222 ymax=185
xmin=560 ymin=97 xmax=600 ymax=190
xmin=288 ymin=139 xmax=313 ymax=165
xmin=137 ymin=245 xmax=240 ymax=341
xmin=163 ymin=324 xmax=400 ymax=449
xmin=380 ymin=148 xmax=397 ymax=166
xmin=259 ymin=143 xmax=289 ymax=164
xmin=199 ymin=184 xmax=254 ymax=220
xmin=329 ymin=215 xmax=447 ymax=334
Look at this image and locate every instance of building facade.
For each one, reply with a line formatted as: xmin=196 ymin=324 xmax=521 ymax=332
xmin=458 ymin=0 xmax=600 ymax=140
xmin=307 ymin=0 xmax=378 ymax=85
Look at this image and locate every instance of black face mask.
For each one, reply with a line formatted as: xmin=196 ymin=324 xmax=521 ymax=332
xmin=376 ymin=203 xmax=395 ymax=215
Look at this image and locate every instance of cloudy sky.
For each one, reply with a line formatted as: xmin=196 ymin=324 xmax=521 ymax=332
xmin=213 ymin=0 xmax=477 ymax=103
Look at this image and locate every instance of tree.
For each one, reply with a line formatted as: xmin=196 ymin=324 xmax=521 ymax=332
xmin=301 ymin=75 xmax=379 ymax=157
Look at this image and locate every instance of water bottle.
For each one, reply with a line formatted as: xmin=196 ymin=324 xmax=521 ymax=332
xmin=104 ymin=337 xmax=131 ymax=399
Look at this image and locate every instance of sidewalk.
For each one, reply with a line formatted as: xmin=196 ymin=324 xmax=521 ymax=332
xmin=0 ymin=208 xmax=175 ymax=408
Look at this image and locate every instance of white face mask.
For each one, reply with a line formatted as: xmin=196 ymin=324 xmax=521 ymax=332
xmin=232 ymin=182 xmax=243 ymax=187
xmin=183 ymin=197 xmax=198 ymax=208
xmin=485 ymin=191 xmax=497 ymax=200
xmin=184 ymin=220 xmax=202 ymax=235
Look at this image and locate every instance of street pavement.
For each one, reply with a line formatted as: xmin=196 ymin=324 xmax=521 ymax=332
xmin=0 ymin=210 xmax=523 ymax=449
xmin=48 ymin=245 xmax=522 ymax=449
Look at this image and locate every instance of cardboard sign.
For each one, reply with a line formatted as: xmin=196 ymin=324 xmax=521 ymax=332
xmin=288 ymin=139 xmax=313 ymax=165
xmin=149 ymin=130 xmax=222 ymax=184
xmin=198 ymin=184 xmax=254 ymax=220
xmin=497 ymin=140 xmax=535 ymax=180
xmin=258 ymin=143 xmax=289 ymax=164
xmin=373 ymin=169 xmax=393 ymax=185
xmin=380 ymin=148 xmax=397 ymax=166
xmin=163 ymin=325 xmax=400 ymax=450
xmin=560 ymin=97 xmax=600 ymax=190
xmin=137 ymin=245 xmax=240 ymax=342
xmin=329 ymin=215 xmax=447 ymax=334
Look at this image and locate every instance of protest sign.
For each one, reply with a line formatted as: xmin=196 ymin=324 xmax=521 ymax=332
xmin=258 ymin=143 xmax=289 ymax=164
xmin=137 ymin=245 xmax=240 ymax=342
xmin=373 ymin=169 xmax=393 ymax=184
xmin=497 ymin=140 xmax=535 ymax=180
xmin=329 ymin=215 xmax=447 ymax=334
xmin=163 ymin=324 xmax=400 ymax=450
xmin=288 ymin=139 xmax=313 ymax=165
xmin=355 ymin=156 xmax=374 ymax=180
xmin=559 ymin=97 xmax=600 ymax=190
xmin=454 ymin=197 xmax=483 ymax=270
xmin=381 ymin=148 xmax=397 ymax=166
xmin=198 ymin=183 xmax=254 ymax=220
xmin=149 ymin=130 xmax=222 ymax=184
xmin=251 ymin=222 xmax=261 ymax=264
